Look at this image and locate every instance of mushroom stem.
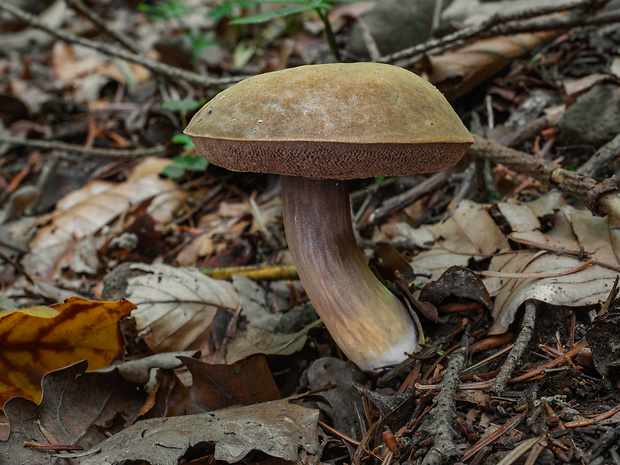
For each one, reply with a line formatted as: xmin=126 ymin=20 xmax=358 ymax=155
xmin=281 ymin=176 xmax=418 ymax=372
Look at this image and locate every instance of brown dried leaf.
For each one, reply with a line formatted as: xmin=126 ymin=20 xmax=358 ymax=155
xmin=180 ymin=355 xmax=280 ymax=411
xmin=1 ymin=360 xmax=147 ymax=465
xmin=429 ymin=31 xmax=558 ymax=101
xmin=52 ymin=42 xmax=150 ymax=86
xmin=419 ymin=266 xmax=492 ymax=310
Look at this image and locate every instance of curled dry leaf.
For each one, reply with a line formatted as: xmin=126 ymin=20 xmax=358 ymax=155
xmin=428 ymin=31 xmax=558 ymax=101
xmin=204 ymin=275 xmax=321 ymax=365
xmin=0 ymin=297 xmax=135 ymax=406
xmin=78 ymin=399 xmax=319 ymax=465
xmin=419 ymin=266 xmax=492 ymax=311
xmin=95 ymin=350 xmax=199 ymax=384
xmin=125 ymin=263 xmax=239 ymax=353
xmin=384 ymin=194 xmax=619 ymax=335
xmin=488 ymin=193 xmax=619 ymax=333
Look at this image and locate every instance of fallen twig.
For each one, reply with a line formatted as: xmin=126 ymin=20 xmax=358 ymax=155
xmin=66 ymin=0 xmax=142 ymax=54
xmin=491 ymin=302 xmax=536 ymax=394
xmin=462 ymin=413 xmax=525 ymax=461
xmin=587 ymin=422 xmax=620 ymax=461
xmin=0 ymin=0 xmax=247 ymax=88
xmin=369 ymin=171 xmax=450 ymax=224
xmin=420 ymin=336 xmax=468 ymax=465
xmin=470 ymin=136 xmax=620 ymax=219
xmin=378 ymin=0 xmax=611 ymax=65
xmin=0 ymin=135 xmax=167 ymax=158
xmin=577 ymin=133 xmax=620 ymax=179
xmin=565 ymin=404 xmax=620 ymax=428
xmin=508 ymin=340 xmax=587 ymax=384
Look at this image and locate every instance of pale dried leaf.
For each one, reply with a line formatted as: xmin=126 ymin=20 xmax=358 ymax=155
xmin=79 ymin=399 xmax=319 ymax=465
xmin=205 ymin=275 xmax=319 ymax=364
xmin=486 ymin=251 xmax=615 ymax=334
xmin=393 ymin=194 xmax=619 ymax=334
xmin=487 ymin=198 xmax=620 ymax=333
xmin=23 ymin=159 xmax=177 ymax=279
xmin=385 ymin=200 xmax=508 ymax=283
xmin=30 ymin=175 xmax=175 ymax=250
xmin=126 ymin=263 xmax=239 ymax=352
xmin=206 ymin=320 xmax=322 ymax=365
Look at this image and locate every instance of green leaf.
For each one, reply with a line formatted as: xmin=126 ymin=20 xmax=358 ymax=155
xmin=162 ymin=164 xmax=186 ymax=179
xmin=138 ymin=1 xmax=193 ymax=20
xmin=171 ymin=155 xmax=208 ymax=172
xmin=186 ymin=30 xmax=218 ymax=54
xmin=229 ymin=3 xmax=318 ymax=24
xmin=171 ymin=134 xmax=195 ymax=150
xmin=208 ymin=0 xmax=261 ymax=20
xmin=162 ymin=98 xmax=201 ymax=112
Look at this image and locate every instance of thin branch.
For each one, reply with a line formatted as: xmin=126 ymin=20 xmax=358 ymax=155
xmin=421 ymin=336 xmax=468 ymax=465
xmin=491 ymin=301 xmax=536 ymax=395
xmin=0 ymin=135 xmax=167 ymax=158
xmin=469 ymin=136 xmax=620 ymax=219
xmin=369 ymin=171 xmax=450 ymax=224
xmin=65 ymin=0 xmax=143 ymax=54
xmin=0 ymin=0 xmax=248 ymax=88
xmin=577 ymin=133 xmax=620 ymax=178
xmin=378 ymin=0 xmax=610 ymax=65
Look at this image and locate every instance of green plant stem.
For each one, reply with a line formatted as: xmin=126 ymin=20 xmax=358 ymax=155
xmin=315 ymin=7 xmax=340 ymax=61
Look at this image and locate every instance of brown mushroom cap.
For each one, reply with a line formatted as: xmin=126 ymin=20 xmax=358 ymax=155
xmin=184 ymin=62 xmax=473 ymax=180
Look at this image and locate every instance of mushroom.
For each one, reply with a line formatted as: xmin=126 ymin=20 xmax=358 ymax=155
xmin=184 ymin=63 xmax=473 ymax=372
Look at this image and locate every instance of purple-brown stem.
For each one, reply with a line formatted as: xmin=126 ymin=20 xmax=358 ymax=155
xmin=281 ymin=176 xmax=418 ymax=372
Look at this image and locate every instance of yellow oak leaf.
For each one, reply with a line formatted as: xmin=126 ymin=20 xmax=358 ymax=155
xmin=0 ymin=297 xmax=135 ymax=406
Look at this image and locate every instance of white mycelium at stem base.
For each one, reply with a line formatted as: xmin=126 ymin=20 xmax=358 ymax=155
xmin=281 ymin=176 xmax=418 ymax=372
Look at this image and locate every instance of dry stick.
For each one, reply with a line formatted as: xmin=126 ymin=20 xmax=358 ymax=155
xmin=498 ymin=115 xmax=553 ymax=148
xmin=354 ymin=17 xmax=381 ymax=62
xmin=589 ymin=423 xmax=620 ymax=461
xmin=486 ymin=6 xmax=620 ymax=37
xmin=0 ymin=134 xmax=166 ymax=158
xmin=65 ymin=0 xmax=143 ymax=54
xmin=491 ymin=301 xmax=536 ymax=395
xmin=0 ymin=0 xmax=247 ymax=89
xmin=577 ymin=133 xmax=620 ymax=178
xmin=420 ymin=336 xmax=469 ymax=465
xmin=469 ymin=136 xmax=620 ymax=219
xmin=396 ymin=5 xmax=619 ymax=69
xmin=369 ymin=171 xmax=450 ymax=223
xmin=0 ymin=249 xmax=34 ymax=285
xmin=377 ymin=0 xmax=608 ymax=63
